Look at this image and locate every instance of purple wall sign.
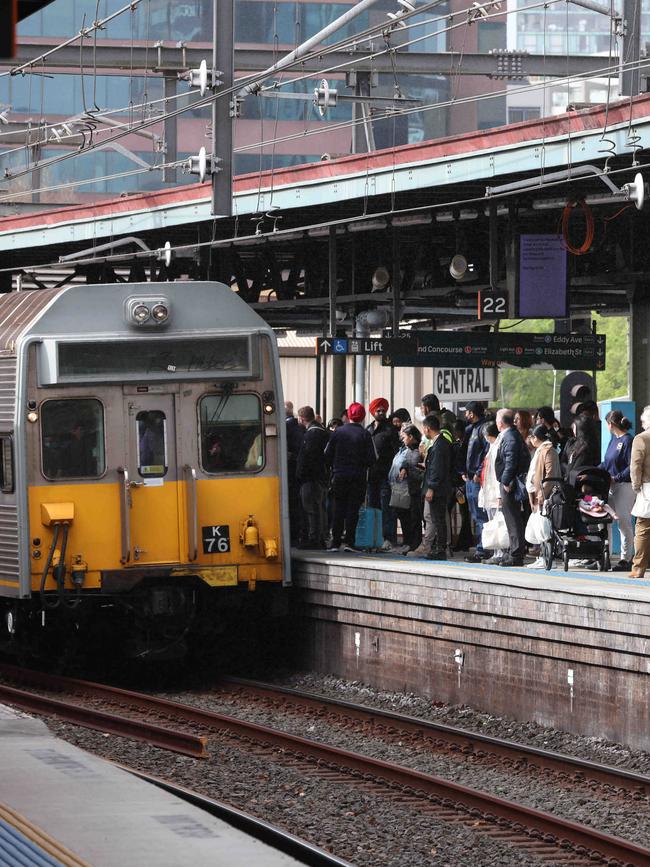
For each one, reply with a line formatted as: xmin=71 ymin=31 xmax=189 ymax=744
xmin=519 ymin=234 xmax=567 ymax=318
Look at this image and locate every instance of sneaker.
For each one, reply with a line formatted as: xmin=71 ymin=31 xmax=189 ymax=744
xmin=464 ymin=552 xmax=483 ymax=563
xmin=426 ymin=549 xmax=448 ymax=560
xmin=407 ymin=545 xmax=430 ymax=558
xmin=484 ymin=554 xmax=503 ymax=565
xmin=528 ymin=557 xmax=546 ymax=569
xmin=500 ymin=556 xmax=524 ymax=567
xmin=380 ymin=540 xmax=393 ymax=552
xmin=568 ymin=558 xmax=589 ymax=568
xmin=612 ymin=560 xmax=631 ymax=572
xmin=342 ymin=544 xmax=359 ymax=553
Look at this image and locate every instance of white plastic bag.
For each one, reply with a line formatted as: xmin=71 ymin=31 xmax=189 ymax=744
xmin=482 ymin=511 xmax=509 ymax=550
xmin=525 ymin=510 xmax=552 ymax=545
xmin=632 ymin=483 xmax=650 ymax=519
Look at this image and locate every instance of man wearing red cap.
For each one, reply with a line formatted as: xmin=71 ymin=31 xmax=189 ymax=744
xmin=366 ymin=396 xmax=401 ymax=551
xmin=324 ymin=402 xmax=377 ymax=551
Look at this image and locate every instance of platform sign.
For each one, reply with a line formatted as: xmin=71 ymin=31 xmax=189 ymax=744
xmin=383 ymin=331 xmax=605 ymax=370
xmin=433 ymin=367 xmax=496 ymax=402
xmin=316 ymin=336 xmax=411 ymax=355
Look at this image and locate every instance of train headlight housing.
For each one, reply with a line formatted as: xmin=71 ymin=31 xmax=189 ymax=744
xmin=126 ymin=296 xmax=171 ymax=328
xmin=151 ymin=303 xmax=169 ymax=323
xmin=133 ymin=304 xmax=150 ymax=324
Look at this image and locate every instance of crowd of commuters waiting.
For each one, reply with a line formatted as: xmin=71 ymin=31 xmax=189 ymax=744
xmin=286 ymin=395 xmax=650 ymax=579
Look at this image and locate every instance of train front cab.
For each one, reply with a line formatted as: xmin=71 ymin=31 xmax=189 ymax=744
xmin=5 ymin=283 xmax=290 ymax=659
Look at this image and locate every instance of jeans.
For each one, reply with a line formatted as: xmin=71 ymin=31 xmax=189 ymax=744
xmin=423 ymin=495 xmax=447 ymax=553
xmin=466 ymin=479 xmax=488 ymax=553
xmin=608 ymin=481 xmax=636 ymax=561
xmin=300 ymin=480 xmax=327 ymax=544
xmin=368 ymin=477 xmax=397 ymax=544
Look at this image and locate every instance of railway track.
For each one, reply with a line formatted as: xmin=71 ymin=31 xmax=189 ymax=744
xmin=0 ymin=664 xmax=648 ymax=866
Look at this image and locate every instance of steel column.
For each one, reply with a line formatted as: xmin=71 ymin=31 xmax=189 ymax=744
xmin=212 ymin=0 xmax=234 ymax=216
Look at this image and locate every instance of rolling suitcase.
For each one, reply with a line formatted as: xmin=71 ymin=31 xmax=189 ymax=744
xmin=355 ymin=503 xmax=383 ymax=551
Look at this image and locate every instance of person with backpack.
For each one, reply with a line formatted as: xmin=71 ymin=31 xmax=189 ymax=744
xmin=495 ymin=408 xmax=531 ymax=567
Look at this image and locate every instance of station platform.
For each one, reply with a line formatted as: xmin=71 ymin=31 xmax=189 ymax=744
xmin=0 ymin=708 xmax=300 ymax=867
xmin=291 ymin=550 xmax=650 ymax=751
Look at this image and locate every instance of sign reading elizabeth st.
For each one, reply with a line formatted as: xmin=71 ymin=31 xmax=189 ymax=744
xmin=381 ymin=332 xmax=605 ymax=371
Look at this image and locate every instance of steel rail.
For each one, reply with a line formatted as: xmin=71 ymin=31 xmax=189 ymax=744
xmin=218 ymin=676 xmax=650 ymax=798
xmin=0 ymin=664 xmax=648 ymax=865
xmin=0 ymin=680 xmax=208 ymax=759
xmin=120 ymin=765 xmax=353 ymax=867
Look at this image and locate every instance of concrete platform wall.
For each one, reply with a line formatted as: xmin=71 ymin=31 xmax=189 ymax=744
xmin=292 ymin=555 xmax=650 ymax=750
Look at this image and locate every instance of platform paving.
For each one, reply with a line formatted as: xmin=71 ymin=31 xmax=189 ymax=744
xmin=0 ymin=711 xmax=300 ymax=867
xmin=292 ymin=551 xmax=650 ymax=750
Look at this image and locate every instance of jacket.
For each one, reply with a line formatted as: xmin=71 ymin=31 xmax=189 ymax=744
xmin=423 ymin=433 xmax=452 ymax=497
xmin=531 ymin=440 xmax=561 ymax=503
xmin=296 ymin=422 xmax=329 ymax=483
xmin=324 ymin=422 xmax=376 ymax=479
xmin=599 ymin=432 xmax=633 ymax=483
xmin=630 ymin=428 xmax=650 ymax=492
xmin=464 ymin=417 xmax=489 ymax=478
xmin=494 ymin=426 xmax=530 ymax=487
xmin=389 ymin=444 xmax=423 ymax=495
xmin=366 ymin=419 xmax=400 ymax=483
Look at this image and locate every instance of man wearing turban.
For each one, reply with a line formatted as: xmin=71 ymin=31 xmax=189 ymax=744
xmin=366 ymin=396 xmax=401 ymax=551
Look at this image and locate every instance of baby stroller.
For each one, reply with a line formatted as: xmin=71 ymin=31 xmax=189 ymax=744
xmin=540 ymin=467 xmax=612 ymax=572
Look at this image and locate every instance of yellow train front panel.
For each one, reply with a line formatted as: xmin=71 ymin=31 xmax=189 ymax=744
xmin=28 ymin=476 xmax=284 ymax=592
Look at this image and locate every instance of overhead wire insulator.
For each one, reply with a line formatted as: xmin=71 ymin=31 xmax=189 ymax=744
xmin=313 ymin=80 xmax=338 ymax=117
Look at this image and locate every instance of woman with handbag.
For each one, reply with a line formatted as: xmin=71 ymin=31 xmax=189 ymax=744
xmin=630 ymin=405 xmax=650 ymax=578
xmin=525 ymin=424 xmax=560 ymax=568
xmin=388 ymin=424 xmax=424 ymax=553
xmin=599 ymin=410 xmax=635 ymax=571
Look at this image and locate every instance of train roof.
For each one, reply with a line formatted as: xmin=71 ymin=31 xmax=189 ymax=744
xmin=0 ymin=282 xmax=273 ymax=353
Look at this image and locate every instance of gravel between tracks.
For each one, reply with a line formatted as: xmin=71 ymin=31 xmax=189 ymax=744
xmin=34 ymin=669 xmax=650 ymax=865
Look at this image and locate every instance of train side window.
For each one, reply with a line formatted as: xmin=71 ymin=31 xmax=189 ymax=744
xmin=0 ymin=436 xmax=14 ymax=493
xmin=41 ymin=399 xmax=105 ymax=480
xmin=199 ymin=394 xmax=264 ymax=474
xmin=136 ymin=410 xmax=168 ymax=478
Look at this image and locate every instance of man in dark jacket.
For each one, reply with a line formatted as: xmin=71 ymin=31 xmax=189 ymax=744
xmin=285 ymin=401 xmax=305 ymax=544
xmin=463 ymin=401 xmax=490 ymax=562
xmin=494 ymin=408 xmax=531 ymax=566
xmin=325 ymin=402 xmax=377 ymax=551
xmin=366 ymin=396 xmax=400 ymax=550
xmin=422 ymin=414 xmax=452 ymax=560
xmin=296 ymin=405 xmax=329 ymax=548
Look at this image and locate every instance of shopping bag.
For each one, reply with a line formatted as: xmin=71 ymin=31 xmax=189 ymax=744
xmin=389 ymin=481 xmax=411 ymax=510
xmin=632 ymin=483 xmax=650 ymax=519
xmin=481 ymin=511 xmax=509 ymax=550
xmin=355 ymin=504 xmax=384 ymax=550
xmin=525 ymin=511 xmax=552 ymax=545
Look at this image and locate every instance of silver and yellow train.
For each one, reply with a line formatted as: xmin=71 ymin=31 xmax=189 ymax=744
xmin=0 ymin=281 xmax=290 ymax=660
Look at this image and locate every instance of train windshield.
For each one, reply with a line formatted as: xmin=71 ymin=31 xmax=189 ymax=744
xmin=199 ymin=394 xmax=263 ymax=473
xmin=136 ymin=410 xmax=168 ymax=478
xmin=41 ymin=398 xmax=105 ymax=479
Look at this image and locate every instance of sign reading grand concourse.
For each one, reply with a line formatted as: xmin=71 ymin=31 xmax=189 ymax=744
xmin=382 ymin=331 xmax=605 ymax=370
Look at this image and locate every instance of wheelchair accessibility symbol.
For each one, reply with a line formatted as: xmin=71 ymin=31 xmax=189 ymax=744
xmin=333 ymin=339 xmax=348 ymax=354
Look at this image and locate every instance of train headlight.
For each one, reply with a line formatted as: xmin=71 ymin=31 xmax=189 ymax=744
xmin=126 ymin=296 xmax=171 ymax=328
xmin=152 ymin=303 xmax=169 ymax=323
xmin=133 ymin=304 xmax=150 ymax=324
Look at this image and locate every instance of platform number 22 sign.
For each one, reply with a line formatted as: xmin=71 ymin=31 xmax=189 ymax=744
xmin=202 ymin=525 xmax=230 ymax=554
xmin=478 ymin=291 xmax=508 ymax=320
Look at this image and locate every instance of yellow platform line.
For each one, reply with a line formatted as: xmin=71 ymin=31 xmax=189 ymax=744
xmin=0 ymin=802 xmax=91 ymax=867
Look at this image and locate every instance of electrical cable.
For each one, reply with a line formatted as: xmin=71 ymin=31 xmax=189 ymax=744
xmin=561 ymin=198 xmax=595 ymax=255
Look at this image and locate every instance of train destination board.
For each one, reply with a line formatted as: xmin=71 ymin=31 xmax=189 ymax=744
xmin=381 ymin=331 xmax=605 ymax=370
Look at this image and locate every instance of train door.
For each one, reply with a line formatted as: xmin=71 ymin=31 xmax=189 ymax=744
xmin=122 ymin=394 xmax=181 ymax=565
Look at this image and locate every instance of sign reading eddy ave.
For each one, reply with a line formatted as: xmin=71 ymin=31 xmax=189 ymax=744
xmin=382 ymin=331 xmax=605 ymax=370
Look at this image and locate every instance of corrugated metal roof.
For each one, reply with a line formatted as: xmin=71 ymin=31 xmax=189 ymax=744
xmin=0 ymin=289 xmax=59 ymax=353
xmin=1 ymin=95 xmax=649 ymax=252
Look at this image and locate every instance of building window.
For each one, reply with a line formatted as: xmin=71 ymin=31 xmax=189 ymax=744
xmin=508 ymin=107 xmax=541 ymax=123
xmin=478 ymin=21 xmax=506 ymax=53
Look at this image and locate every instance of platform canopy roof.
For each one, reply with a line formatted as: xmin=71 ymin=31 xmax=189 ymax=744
xmin=0 ymin=95 xmax=649 ymax=331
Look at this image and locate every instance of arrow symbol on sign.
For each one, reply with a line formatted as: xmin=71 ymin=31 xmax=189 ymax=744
xmin=320 ymin=339 xmax=331 ymax=353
